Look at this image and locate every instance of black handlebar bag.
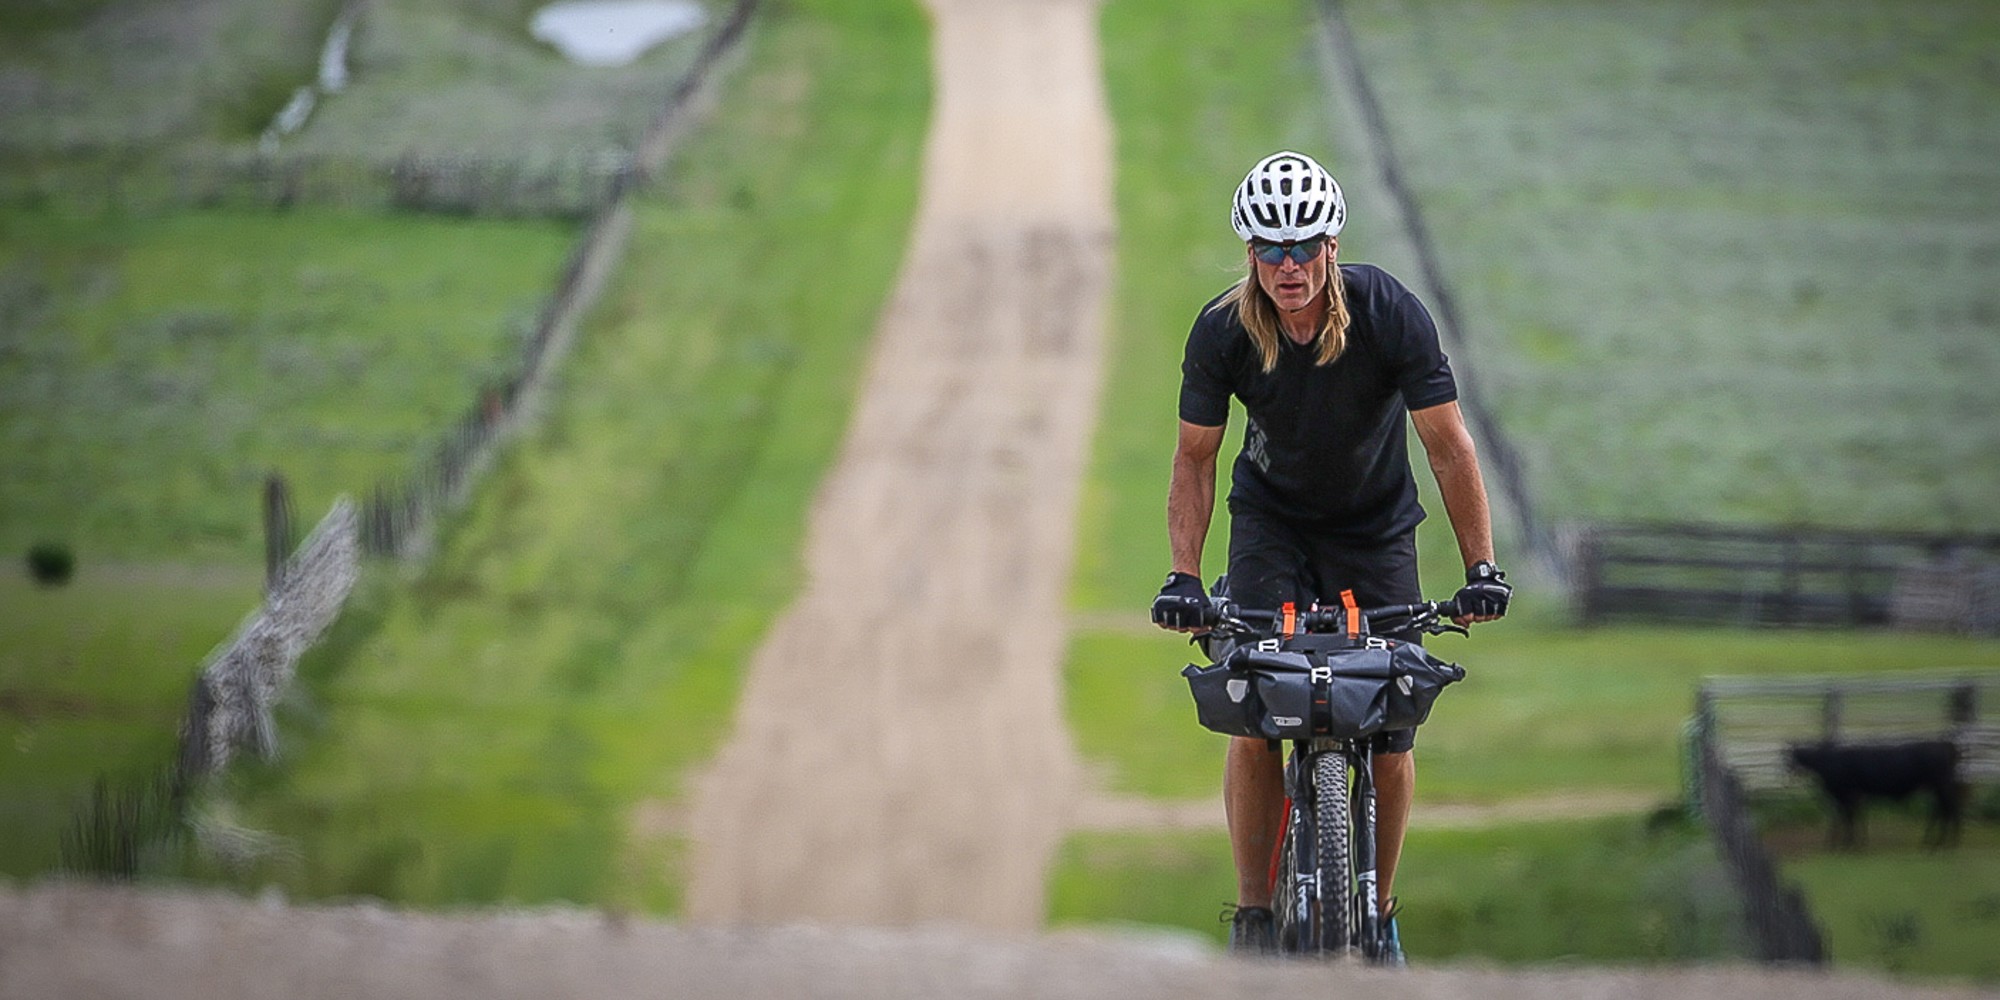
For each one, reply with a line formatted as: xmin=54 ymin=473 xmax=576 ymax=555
xmin=1182 ymin=637 xmax=1465 ymax=741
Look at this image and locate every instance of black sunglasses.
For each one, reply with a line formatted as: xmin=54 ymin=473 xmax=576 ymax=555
xmin=1250 ymin=237 xmax=1330 ymax=265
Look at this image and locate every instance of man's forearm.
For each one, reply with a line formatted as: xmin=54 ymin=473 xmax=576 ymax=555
xmin=1428 ymin=445 xmax=1495 ymax=568
xmin=1167 ymin=453 xmax=1217 ymax=577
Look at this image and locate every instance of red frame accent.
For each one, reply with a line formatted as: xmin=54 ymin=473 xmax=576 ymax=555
xmin=1266 ymin=797 xmax=1292 ymax=893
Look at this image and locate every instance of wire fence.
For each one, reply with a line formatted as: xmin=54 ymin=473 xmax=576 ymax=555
xmin=1691 ymin=700 xmax=1828 ymax=966
xmin=0 ymin=149 xmax=638 ymax=221
xmin=352 ymin=0 xmax=757 ymax=558
xmin=1687 ymin=671 xmax=2000 ymax=966
xmin=61 ymin=500 xmax=358 ymax=877
xmin=57 ymin=0 xmax=762 ymax=878
xmin=1701 ymin=672 xmax=2000 ymax=792
xmin=1313 ymin=0 xmax=1557 ymax=579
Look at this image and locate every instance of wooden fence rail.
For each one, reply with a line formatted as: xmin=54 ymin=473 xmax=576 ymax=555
xmin=1699 ymin=671 xmax=2000 ymax=792
xmin=1571 ymin=523 xmax=2000 ymax=632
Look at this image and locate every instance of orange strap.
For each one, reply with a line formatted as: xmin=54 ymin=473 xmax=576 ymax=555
xmin=1280 ymin=601 xmax=1297 ymax=638
xmin=1341 ymin=589 xmax=1360 ymax=640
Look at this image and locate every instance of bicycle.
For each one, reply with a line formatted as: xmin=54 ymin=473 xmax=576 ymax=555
xmin=1179 ymin=585 xmax=1469 ymax=962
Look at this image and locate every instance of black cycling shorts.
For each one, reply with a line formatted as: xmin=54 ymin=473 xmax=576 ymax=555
xmin=1224 ymin=503 xmax=1424 ymax=755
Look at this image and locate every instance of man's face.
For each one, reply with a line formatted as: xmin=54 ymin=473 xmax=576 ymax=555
xmin=1250 ymin=236 xmax=1334 ymax=313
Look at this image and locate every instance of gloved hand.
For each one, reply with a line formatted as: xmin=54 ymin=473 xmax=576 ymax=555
xmin=1151 ymin=571 xmax=1209 ymax=630
xmin=1453 ymin=561 xmax=1511 ymax=621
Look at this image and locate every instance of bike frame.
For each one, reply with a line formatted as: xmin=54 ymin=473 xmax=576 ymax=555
xmin=1195 ymin=587 xmax=1460 ymax=961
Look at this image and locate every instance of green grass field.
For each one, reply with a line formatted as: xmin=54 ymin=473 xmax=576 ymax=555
xmin=1748 ymin=812 xmax=2000 ymax=984
xmin=1051 ymin=814 xmax=1748 ymax=963
xmin=189 ymin=0 xmax=930 ymax=909
xmin=0 ymin=208 xmax=575 ymax=562
xmin=0 ymin=205 xmax=571 ymax=875
xmin=0 ymin=0 xmax=340 ymax=153
xmin=1337 ymin=0 xmax=2000 ymax=532
xmin=0 ymin=565 xmax=261 ymax=874
xmin=1068 ymin=624 xmax=2000 ymax=803
xmin=278 ymin=0 xmax=711 ymax=159
xmin=0 ymin=0 xmax=713 ymax=159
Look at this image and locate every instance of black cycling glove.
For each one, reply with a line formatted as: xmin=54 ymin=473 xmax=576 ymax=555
xmin=1454 ymin=561 xmax=1512 ymax=618
xmin=1151 ymin=571 xmax=1209 ymax=630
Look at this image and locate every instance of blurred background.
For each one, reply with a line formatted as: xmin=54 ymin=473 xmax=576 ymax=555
xmin=2 ymin=0 xmax=1997 ymax=986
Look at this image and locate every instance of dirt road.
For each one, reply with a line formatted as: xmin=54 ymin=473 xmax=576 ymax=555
xmin=8 ymin=884 xmax=1991 ymax=1000
xmin=681 ymin=0 xmax=1113 ymax=930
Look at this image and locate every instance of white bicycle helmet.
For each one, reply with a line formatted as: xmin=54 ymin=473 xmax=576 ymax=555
xmin=1230 ymin=151 xmax=1346 ymax=243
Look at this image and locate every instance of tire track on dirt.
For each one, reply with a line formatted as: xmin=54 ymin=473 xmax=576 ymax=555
xmin=683 ymin=0 xmax=1113 ymax=930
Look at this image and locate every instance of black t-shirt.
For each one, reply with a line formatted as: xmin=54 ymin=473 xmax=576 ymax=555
xmin=1178 ymin=262 xmax=1457 ymax=541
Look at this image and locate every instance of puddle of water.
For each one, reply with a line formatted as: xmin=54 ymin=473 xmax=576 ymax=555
xmin=530 ymin=0 xmax=706 ymax=67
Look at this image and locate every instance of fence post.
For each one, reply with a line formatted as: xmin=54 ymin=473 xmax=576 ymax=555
xmin=264 ymin=473 xmax=294 ymax=594
xmin=1821 ymin=687 xmax=1843 ymax=743
xmin=1575 ymin=526 xmax=1603 ymax=626
xmin=1949 ymin=681 xmax=1976 ymax=728
xmin=1779 ymin=532 xmax=1802 ymax=626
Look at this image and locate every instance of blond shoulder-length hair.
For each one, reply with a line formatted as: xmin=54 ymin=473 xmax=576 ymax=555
xmin=1206 ymin=251 xmax=1350 ymax=373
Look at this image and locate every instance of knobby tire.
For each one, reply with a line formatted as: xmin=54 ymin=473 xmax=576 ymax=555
xmin=1311 ymin=751 xmax=1355 ymax=957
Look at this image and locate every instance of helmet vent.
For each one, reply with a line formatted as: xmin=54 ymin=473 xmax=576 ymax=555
xmin=1229 ymin=150 xmax=1345 ymax=243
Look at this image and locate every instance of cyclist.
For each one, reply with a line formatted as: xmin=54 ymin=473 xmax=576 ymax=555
xmin=1150 ymin=150 xmax=1512 ymax=960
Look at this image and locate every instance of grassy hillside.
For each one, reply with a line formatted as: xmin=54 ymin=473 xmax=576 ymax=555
xmin=0 ymin=0 xmax=341 ymax=153
xmin=0 ymin=566 xmax=261 ymax=875
xmin=1339 ymin=0 xmax=2000 ymax=532
xmin=0 ymin=209 xmax=574 ymax=562
xmin=1780 ymin=816 xmax=2000 ymax=983
xmin=0 ymin=206 xmax=572 ymax=876
xmin=0 ymin=0 xmax=719 ymax=159
xmin=196 ymin=0 xmax=930 ymax=910
xmin=277 ymin=0 xmax=710 ymax=159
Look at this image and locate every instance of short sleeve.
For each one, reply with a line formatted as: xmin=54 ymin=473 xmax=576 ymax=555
xmin=1178 ymin=306 xmax=1234 ymax=427
xmin=1386 ymin=290 xmax=1457 ymax=411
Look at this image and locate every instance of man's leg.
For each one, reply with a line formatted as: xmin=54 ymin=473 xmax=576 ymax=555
xmin=1226 ymin=736 xmax=1285 ymax=906
xmin=1220 ymin=507 xmax=1306 ymax=909
xmin=1372 ymin=748 xmax=1414 ymax=909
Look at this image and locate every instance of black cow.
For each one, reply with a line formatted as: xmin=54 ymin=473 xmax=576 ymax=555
xmin=1786 ymin=740 xmax=1964 ymax=849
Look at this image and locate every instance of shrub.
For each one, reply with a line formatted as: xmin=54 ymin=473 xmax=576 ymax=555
xmin=26 ymin=541 xmax=75 ymax=586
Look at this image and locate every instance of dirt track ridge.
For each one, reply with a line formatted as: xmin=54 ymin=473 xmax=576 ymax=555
xmin=682 ymin=0 xmax=1114 ymax=930
xmin=8 ymin=884 xmax=1991 ymax=1000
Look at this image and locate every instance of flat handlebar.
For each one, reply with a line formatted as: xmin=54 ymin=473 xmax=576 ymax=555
xmin=1198 ymin=597 xmax=1465 ymax=638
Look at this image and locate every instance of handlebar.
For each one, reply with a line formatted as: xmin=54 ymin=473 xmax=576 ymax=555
xmin=1197 ymin=597 xmax=1467 ymax=639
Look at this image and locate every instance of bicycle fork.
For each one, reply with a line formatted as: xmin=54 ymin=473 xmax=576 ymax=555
xmin=1352 ymin=744 xmax=1383 ymax=960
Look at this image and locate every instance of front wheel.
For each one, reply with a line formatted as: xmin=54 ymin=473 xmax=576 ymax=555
xmin=1309 ymin=751 xmax=1355 ymax=956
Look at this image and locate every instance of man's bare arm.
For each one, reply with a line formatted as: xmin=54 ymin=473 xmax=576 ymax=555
xmin=1411 ymin=400 xmax=1496 ymax=571
xmin=1168 ymin=420 xmax=1226 ymax=578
